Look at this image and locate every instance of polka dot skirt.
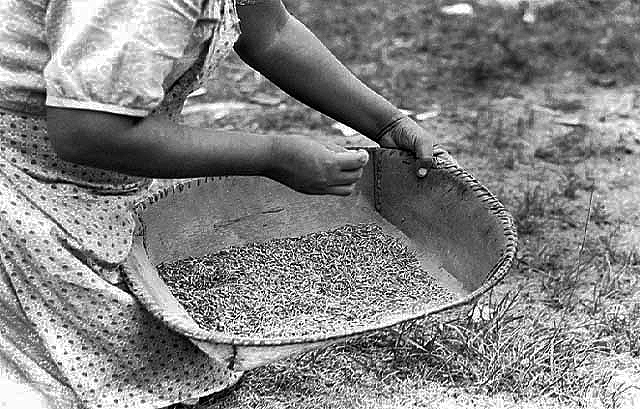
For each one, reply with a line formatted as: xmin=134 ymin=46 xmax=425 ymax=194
xmin=0 ymin=2 xmax=243 ymax=408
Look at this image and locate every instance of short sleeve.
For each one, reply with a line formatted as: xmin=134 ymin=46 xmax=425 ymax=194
xmin=44 ymin=0 xmax=204 ymax=117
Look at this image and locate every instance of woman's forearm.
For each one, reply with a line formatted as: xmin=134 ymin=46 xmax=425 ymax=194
xmin=235 ymin=11 xmax=404 ymax=141
xmin=47 ymin=108 xmax=274 ymax=179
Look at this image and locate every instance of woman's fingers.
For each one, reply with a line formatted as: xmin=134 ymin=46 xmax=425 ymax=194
xmin=334 ymin=149 xmax=369 ymax=170
xmin=325 ymin=184 xmax=357 ymax=196
xmin=327 ymin=149 xmax=367 ymax=192
xmin=331 ymin=168 xmax=364 ymax=186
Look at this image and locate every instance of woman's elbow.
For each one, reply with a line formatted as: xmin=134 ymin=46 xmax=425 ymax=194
xmin=234 ymin=2 xmax=291 ymax=62
xmin=46 ymin=107 xmax=137 ymax=166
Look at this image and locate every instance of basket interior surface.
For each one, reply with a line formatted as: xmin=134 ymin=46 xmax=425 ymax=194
xmin=125 ymin=149 xmax=516 ymax=370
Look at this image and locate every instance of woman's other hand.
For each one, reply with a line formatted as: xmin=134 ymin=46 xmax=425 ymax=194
xmin=377 ymin=116 xmax=435 ymax=178
xmin=266 ymin=135 xmax=369 ymax=196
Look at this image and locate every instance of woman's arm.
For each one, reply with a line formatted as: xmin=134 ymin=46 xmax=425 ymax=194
xmin=47 ymin=107 xmax=368 ymax=195
xmin=234 ymin=1 xmax=404 ymax=142
xmin=47 ymin=108 xmax=274 ymax=178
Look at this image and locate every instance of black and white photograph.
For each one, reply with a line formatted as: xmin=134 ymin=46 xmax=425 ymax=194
xmin=0 ymin=0 xmax=638 ymax=408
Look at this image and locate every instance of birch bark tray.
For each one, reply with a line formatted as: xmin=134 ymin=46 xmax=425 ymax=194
xmin=123 ymin=148 xmax=518 ymax=372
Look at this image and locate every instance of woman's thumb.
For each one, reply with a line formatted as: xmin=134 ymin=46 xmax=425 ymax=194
xmin=415 ymin=140 xmax=434 ymax=178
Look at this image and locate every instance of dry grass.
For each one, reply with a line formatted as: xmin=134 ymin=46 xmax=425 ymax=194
xmin=396 ymin=293 xmax=611 ymax=401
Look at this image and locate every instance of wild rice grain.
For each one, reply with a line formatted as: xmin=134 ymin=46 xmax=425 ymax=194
xmin=157 ymin=223 xmax=455 ymax=338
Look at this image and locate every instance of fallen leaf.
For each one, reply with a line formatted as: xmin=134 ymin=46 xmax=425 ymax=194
xmin=416 ymin=110 xmax=441 ymax=121
xmin=440 ymin=3 xmax=474 ymax=16
xmin=553 ymin=115 xmax=586 ymax=127
xmin=249 ymin=93 xmax=284 ymax=106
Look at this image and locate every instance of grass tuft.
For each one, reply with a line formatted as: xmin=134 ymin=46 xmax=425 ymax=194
xmin=394 ymin=292 xmax=613 ymax=401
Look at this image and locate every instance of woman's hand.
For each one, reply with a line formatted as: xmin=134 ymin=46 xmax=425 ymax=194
xmin=377 ymin=116 xmax=435 ymax=178
xmin=266 ymin=135 xmax=369 ymax=196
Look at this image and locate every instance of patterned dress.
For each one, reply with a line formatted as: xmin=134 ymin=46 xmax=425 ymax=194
xmin=0 ymin=0 xmax=258 ymax=408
